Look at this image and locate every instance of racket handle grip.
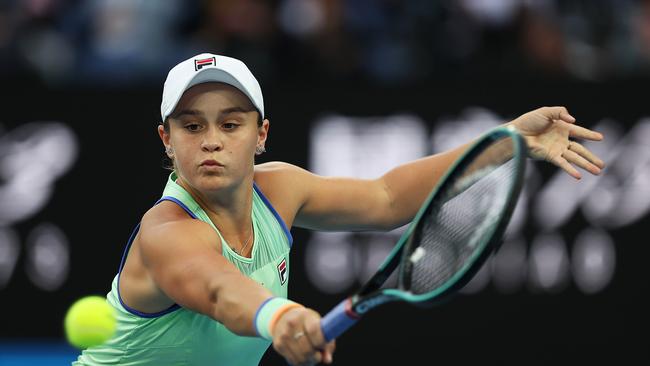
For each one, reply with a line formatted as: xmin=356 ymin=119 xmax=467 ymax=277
xmin=320 ymin=298 xmax=359 ymax=342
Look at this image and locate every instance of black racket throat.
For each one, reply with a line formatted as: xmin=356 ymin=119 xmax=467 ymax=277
xmin=357 ymin=251 xmax=401 ymax=296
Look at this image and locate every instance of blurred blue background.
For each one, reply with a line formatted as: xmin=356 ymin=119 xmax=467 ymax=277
xmin=0 ymin=342 xmax=77 ymax=365
xmin=2 ymin=0 xmax=650 ymax=87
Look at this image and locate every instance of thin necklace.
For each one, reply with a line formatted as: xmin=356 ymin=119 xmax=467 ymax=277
xmin=235 ymin=225 xmax=254 ymax=256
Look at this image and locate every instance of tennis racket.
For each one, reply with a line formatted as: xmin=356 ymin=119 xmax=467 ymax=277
xmin=320 ymin=125 xmax=527 ymax=341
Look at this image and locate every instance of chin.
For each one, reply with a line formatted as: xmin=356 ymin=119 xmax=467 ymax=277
xmin=195 ymin=175 xmax=231 ymax=191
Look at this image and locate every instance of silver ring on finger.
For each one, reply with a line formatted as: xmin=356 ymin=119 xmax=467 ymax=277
xmin=293 ymin=331 xmax=305 ymax=340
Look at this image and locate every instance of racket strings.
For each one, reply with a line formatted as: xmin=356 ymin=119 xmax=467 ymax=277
xmin=406 ymin=158 xmax=517 ymax=295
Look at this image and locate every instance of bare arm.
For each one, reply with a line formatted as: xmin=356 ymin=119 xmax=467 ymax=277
xmin=138 ymin=205 xmax=336 ymax=364
xmin=266 ymin=141 xmax=472 ymax=232
xmin=378 ymin=142 xmax=472 ymax=228
xmin=280 ymin=107 xmax=604 ymax=233
xmin=138 ymin=212 xmax=271 ymax=336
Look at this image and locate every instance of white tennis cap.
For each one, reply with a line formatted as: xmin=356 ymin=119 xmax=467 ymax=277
xmin=160 ymin=53 xmax=264 ymax=122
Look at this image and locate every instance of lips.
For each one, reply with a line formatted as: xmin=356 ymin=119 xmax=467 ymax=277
xmin=200 ymin=159 xmax=224 ymax=167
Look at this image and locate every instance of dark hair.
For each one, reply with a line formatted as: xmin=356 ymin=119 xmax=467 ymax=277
xmin=161 ymin=111 xmax=264 ymax=171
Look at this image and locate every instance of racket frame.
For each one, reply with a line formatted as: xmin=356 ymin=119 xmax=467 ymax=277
xmin=320 ymin=126 xmax=527 ymax=340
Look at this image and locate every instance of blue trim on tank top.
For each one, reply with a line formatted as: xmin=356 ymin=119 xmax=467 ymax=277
xmin=253 ymin=182 xmax=293 ymax=247
xmin=116 ymin=190 xmax=289 ymax=318
xmin=157 ymin=196 xmax=199 ymax=219
xmin=115 ymin=197 xmax=195 ymax=318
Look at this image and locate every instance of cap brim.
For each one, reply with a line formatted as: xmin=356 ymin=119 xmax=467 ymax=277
xmin=162 ymin=68 xmax=262 ymax=122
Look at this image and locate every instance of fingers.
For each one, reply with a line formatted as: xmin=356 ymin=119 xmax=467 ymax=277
xmin=551 ymin=155 xmax=582 ymax=180
xmin=304 ymin=311 xmax=327 ymax=355
xmin=304 ymin=314 xmax=335 ymax=364
xmin=568 ymin=141 xmax=605 ymax=169
xmin=277 ymin=332 xmax=318 ymax=366
xmin=563 ymin=149 xmax=601 ymax=175
xmin=273 ymin=308 xmax=330 ymax=366
xmin=322 ymin=341 xmax=336 ymax=364
xmin=542 ymin=106 xmax=575 ymax=124
xmin=546 ymin=106 xmax=604 ymax=140
xmin=552 ymin=140 xmax=607 ymax=180
xmin=569 ymin=124 xmax=604 ymax=141
xmin=294 ymin=329 xmax=322 ymax=365
xmin=530 ymin=107 xmax=606 ymax=179
xmin=541 ymin=107 xmax=606 ymax=143
xmin=541 ymin=106 xmax=604 ymax=141
xmin=558 ymin=110 xmax=576 ymax=124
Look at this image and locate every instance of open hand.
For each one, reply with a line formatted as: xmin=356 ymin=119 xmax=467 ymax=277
xmin=508 ymin=106 xmax=605 ymax=179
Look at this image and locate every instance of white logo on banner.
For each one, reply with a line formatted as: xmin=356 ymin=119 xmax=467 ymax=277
xmin=0 ymin=122 xmax=78 ymax=291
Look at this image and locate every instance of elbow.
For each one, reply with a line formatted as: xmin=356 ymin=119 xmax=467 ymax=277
xmin=205 ymin=277 xmax=225 ymax=319
xmin=376 ymin=178 xmax=402 ymax=230
xmin=207 ymin=274 xmax=251 ymax=335
xmin=207 ymin=276 xmax=233 ymax=318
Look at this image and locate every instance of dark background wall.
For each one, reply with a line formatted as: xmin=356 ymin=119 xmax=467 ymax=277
xmin=1 ymin=78 xmax=649 ymax=365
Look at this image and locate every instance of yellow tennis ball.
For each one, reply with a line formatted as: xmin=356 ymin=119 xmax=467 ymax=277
xmin=64 ymin=295 xmax=116 ymax=349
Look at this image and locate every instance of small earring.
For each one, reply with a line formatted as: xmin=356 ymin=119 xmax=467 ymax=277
xmin=255 ymin=146 xmax=266 ymax=155
xmin=165 ymin=147 xmax=174 ymax=155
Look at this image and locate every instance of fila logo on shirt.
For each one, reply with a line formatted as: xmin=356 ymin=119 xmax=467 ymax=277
xmin=277 ymin=258 xmax=288 ymax=285
xmin=194 ymin=56 xmax=216 ymax=71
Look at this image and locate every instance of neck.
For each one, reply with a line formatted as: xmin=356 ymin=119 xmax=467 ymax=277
xmin=176 ymin=175 xmax=254 ymax=253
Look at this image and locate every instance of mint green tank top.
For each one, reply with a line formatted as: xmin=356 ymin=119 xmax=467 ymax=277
xmin=73 ymin=173 xmax=293 ymax=365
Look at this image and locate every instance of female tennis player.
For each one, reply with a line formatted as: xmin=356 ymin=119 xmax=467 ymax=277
xmin=73 ymin=53 xmax=604 ymax=366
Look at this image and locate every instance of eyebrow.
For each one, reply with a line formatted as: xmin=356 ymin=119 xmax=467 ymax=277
xmin=170 ymin=109 xmax=203 ymax=119
xmin=170 ymin=107 xmax=255 ymax=120
xmin=220 ymin=106 xmax=256 ymax=115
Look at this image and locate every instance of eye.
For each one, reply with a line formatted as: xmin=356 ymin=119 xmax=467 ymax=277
xmin=184 ymin=123 xmax=202 ymax=132
xmin=222 ymin=122 xmax=240 ymax=130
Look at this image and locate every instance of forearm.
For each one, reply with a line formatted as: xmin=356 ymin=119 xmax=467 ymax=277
xmin=207 ymin=271 xmax=275 ymax=336
xmin=380 ymin=122 xmax=522 ymax=227
xmin=381 ymin=141 xmax=472 ymax=227
xmin=208 ymin=271 xmax=304 ymax=342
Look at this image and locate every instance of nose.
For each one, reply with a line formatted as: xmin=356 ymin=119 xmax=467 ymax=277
xmin=201 ymin=128 xmax=224 ymax=152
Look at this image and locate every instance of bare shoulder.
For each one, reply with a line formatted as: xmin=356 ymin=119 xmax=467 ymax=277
xmin=253 ymin=161 xmax=315 ymax=227
xmin=119 ymin=201 xmax=223 ymax=314
xmin=254 ymin=161 xmax=308 ymax=177
xmin=140 ymin=200 xmax=203 ymax=232
xmin=254 ymin=161 xmax=313 ymax=191
xmin=128 ymin=201 xmax=248 ymax=317
xmin=139 ymin=201 xmax=219 ymax=254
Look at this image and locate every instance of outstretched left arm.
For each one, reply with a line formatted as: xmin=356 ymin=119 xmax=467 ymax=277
xmin=288 ymin=106 xmax=605 ymax=232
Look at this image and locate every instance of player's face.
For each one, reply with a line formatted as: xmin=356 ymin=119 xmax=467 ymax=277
xmin=159 ymin=82 xmax=268 ymax=193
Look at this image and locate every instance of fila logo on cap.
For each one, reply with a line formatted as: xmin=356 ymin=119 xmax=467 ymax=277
xmin=194 ymin=56 xmax=216 ymax=71
xmin=277 ymin=258 xmax=288 ymax=285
